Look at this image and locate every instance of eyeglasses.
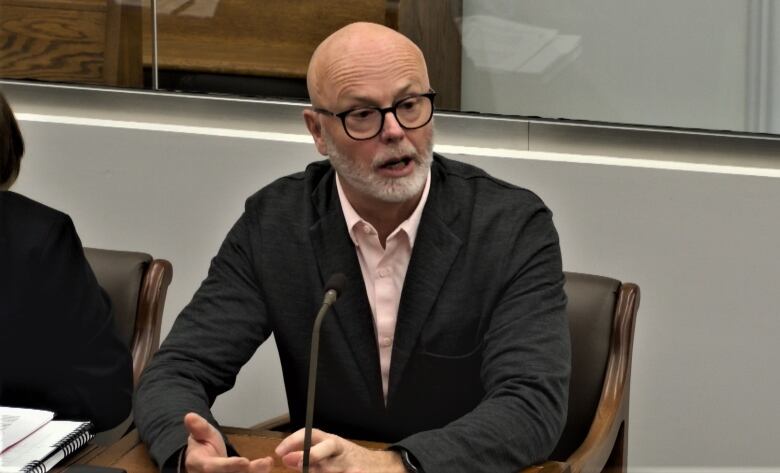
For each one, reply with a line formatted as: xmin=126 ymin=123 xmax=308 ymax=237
xmin=313 ymin=91 xmax=436 ymax=141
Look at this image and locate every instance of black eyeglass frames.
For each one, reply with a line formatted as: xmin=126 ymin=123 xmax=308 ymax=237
xmin=313 ymin=91 xmax=436 ymax=140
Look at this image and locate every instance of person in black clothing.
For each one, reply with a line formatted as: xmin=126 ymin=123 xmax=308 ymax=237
xmin=0 ymin=92 xmax=133 ymax=432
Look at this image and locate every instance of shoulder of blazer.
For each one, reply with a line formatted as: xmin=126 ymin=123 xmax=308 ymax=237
xmin=429 ymin=155 xmax=550 ymax=220
xmin=242 ymin=159 xmax=336 ymax=220
xmin=0 ymin=191 xmax=72 ymax=248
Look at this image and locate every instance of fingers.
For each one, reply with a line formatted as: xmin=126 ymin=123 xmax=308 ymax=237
xmin=186 ymin=450 xmax=274 ymax=473
xmin=185 ymin=412 xmax=228 ymax=459
xmin=276 ymin=429 xmax=347 ymax=470
xmin=185 ymin=412 xmax=217 ymax=443
xmin=275 ymin=428 xmax=328 ymax=456
xmin=185 ymin=454 xmax=249 ymax=473
xmin=249 ymin=456 xmax=274 ymax=473
xmin=279 ymin=450 xmax=302 ymax=469
xmin=307 ymin=437 xmax=341 ymax=464
xmin=279 ymin=445 xmax=340 ymax=470
xmin=182 ymin=414 xmax=274 ymax=473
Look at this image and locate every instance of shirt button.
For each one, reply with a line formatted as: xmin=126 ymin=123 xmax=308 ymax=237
xmin=380 ymin=337 xmax=393 ymax=347
xmin=378 ymin=268 xmax=390 ymax=278
xmin=362 ymin=224 xmax=372 ymax=234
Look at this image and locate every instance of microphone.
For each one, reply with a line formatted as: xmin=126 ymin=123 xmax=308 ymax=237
xmin=302 ymin=273 xmax=347 ymax=473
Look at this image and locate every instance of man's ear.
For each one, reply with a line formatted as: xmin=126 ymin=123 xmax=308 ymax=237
xmin=303 ymin=109 xmax=329 ymax=156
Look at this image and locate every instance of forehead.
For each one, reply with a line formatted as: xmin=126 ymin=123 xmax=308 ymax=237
xmin=319 ymin=40 xmax=429 ymax=107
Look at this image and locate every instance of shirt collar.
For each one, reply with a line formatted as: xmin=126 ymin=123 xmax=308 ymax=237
xmin=336 ymin=170 xmax=431 ymax=248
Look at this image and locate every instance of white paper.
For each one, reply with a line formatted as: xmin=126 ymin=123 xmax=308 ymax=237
xmin=0 ymin=408 xmax=54 ymax=454
xmin=0 ymin=421 xmax=86 ymax=472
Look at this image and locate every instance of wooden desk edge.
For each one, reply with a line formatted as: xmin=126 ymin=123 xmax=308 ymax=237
xmin=61 ymin=428 xmax=288 ymax=469
xmin=69 ymin=427 xmax=387 ymax=468
xmin=85 ymin=430 xmax=145 ymax=467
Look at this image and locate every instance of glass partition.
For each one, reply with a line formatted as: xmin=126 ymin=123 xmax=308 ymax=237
xmin=148 ymin=0 xmax=463 ymax=108
xmin=460 ymin=0 xmax=780 ymax=134
xmin=2 ymin=0 xmax=779 ymax=135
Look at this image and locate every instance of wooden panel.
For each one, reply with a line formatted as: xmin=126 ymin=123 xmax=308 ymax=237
xmin=395 ymin=0 xmax=463 ymax=110
xmin=0 ymin=3 xmax=107 ymax=84
xmin=0 ymin=0 xmax=142 ymax=87
xmin=104 ymin=0 xmax=141 ymax=86
xmin=143 ymin=0 xmax=462 ymax=107
xmin=0 ymin=0 xmax=459 ymax=100
xmin=0 ymin=0 xmax=105 ymax=12
xmin=144 ymin=0 xmax=387 ymax=78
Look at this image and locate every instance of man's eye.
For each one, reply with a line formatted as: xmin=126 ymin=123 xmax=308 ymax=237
xmin=349 ymin=109 xmax=376 ymax=120
xmin=399 ymin=99 xmax=420 ymax=110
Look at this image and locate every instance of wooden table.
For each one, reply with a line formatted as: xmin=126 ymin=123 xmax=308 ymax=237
xmin=59 ymin=428 xmax=387 ymax=473
xmin=58 ymin=428 xmax=573 ymax=473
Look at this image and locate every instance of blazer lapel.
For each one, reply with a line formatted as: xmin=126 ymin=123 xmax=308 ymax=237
xmin=387 ymin=171 xmax=463 ymax=404
xmin=308 ymin=173 xmax=384 ymax=407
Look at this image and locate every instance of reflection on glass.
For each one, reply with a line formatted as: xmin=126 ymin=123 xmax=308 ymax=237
xmin=146 ymin=0 xmax=463 ymax=109
xmin=0 ymin=0 xmax=145 ymax=88
xmin=460 ymin=0 xmax=780 ymax=135
xmin=145 ymin=0 xmax=387 ymax=101
xmin=156 ymin=0 xmax=220 ymax=18
xmin=4 ymin=0 xmax=776 ymax=136
xmin=461 ymin=16 xmax=581 ymax=77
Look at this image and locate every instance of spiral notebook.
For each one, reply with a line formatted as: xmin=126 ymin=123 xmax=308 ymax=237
xmin=0 ymin=417 xmax=92 ymax=473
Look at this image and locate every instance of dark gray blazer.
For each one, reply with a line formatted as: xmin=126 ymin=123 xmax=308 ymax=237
xmin=134 ymin=155 xmax=570 ymax=473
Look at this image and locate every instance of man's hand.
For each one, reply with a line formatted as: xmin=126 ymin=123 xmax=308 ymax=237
xmin=183 ymin=412 xmax=273 ymax=473
xmin=275 ymin=428 xmax=406 ymax=473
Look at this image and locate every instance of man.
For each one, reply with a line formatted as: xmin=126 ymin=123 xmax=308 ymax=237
xmin=135 ymin=22 xmax=570 ymax=473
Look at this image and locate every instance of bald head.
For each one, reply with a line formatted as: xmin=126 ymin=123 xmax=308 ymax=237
xmin=307 ymin=22 xmax=429 ymax=108
xmin=301 ymin=22 xmax=435 ymax=212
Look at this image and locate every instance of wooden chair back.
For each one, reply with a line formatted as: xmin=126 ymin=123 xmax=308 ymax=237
xmin=84 ymin=247 xmax=172 ymax=386
xmin=530 ymin=272 xmax=640 ymax=473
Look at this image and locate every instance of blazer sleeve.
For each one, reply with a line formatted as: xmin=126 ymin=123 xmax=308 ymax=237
xmin=134 ymin=210 xmax=272 ymax=469
xmin=394 ymin=205 xmax=571 ymax=473
xmin=35 ymin=215 xmax=134 ymax=431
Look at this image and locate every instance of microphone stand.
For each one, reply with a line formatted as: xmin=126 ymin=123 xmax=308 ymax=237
xmin=302 ymin=275 xmax=344 ymax=473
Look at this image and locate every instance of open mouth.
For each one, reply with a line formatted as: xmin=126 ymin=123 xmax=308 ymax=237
xmin=379 ymin=156 xmax=413 ymax=170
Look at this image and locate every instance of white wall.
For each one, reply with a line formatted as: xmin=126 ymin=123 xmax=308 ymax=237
xmin=11 ymin=111 xmax=780 ymax=472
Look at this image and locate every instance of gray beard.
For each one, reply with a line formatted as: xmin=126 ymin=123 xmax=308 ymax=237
xmin=324 ymin=132 xmax=433 ymax=204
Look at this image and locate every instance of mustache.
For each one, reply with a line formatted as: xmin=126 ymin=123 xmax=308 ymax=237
xmin=371 ymin=143 xmax=422 ymax=167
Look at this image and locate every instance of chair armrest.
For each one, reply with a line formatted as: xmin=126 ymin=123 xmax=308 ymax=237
xmin=250 ymin=413 xmax=291 ymax=432
xmin=566 ymin=282 xmax=639 ymax=473
xmin=520 ymin=461 xmax=572 ymax=473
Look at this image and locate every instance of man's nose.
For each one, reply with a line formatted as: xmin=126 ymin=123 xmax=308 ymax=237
xmin=379 ymin=111 xmax=405 ymax=141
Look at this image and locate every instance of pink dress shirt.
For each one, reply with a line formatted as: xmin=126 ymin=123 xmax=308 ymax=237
xmin=336 ymin=171 xmax=431 ymax=401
